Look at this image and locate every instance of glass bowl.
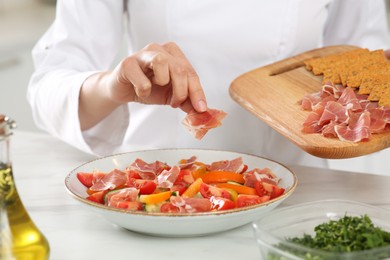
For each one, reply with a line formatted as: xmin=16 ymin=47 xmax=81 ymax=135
xmin=252 ymin=199 xmax=390 ymax=260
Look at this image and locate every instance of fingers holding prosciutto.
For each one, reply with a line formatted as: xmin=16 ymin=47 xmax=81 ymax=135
xmin=110 ymin=42 xmax=207 ymax=113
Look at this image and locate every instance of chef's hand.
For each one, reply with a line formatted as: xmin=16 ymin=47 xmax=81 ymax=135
xmin=108 ymin=42 xmax=207 ymax=112
xmin=79 ymin=42 xmax=207 ymax=130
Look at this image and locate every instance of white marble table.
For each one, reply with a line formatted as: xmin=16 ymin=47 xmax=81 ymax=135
xmin=10 ymin=130 xmax=390 ymax=260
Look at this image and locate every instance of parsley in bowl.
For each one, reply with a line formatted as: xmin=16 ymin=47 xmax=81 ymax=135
xmin=252 ymin=199 xmax=390 ymax=260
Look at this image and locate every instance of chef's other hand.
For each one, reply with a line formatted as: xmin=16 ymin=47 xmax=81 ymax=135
xmin=79 ymin=42 xmax=207 ymax=130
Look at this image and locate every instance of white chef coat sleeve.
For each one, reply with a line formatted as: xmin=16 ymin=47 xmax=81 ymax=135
xmin=27 ymin=0 xmax=128 ymax=155
xmin=323 ymin=0 xmax=390 ymax=50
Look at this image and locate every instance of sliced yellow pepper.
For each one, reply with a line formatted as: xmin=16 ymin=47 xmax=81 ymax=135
xmin=182 ymin=178 xmax=203 ymax=198
xmin=139 ymin=190 xmax=171 ymax=204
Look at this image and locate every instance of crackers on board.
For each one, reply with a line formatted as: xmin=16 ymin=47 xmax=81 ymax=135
xmin=304 ymin=48 xmax=390 ymax=107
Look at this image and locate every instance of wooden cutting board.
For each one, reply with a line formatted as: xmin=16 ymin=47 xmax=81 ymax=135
xmin=229 ymin=45 xmax=390 ymax=159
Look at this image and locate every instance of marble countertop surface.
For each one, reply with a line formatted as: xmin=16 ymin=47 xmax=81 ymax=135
xmin=9 ymin=130 xmax=390 ymax=260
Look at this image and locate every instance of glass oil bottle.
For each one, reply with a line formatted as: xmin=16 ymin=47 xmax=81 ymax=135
xmin=0 ymin=115 xmax=50 ymax=259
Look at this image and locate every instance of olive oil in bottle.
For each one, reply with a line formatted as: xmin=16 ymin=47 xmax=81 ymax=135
xmin=0 ymin=115 xmax=50 ymax=260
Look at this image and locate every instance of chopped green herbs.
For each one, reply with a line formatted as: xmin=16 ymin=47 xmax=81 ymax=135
xmin=269 ymin=215 xmax=390 ymax=260
xmin=289 ymin=215 xmax=390 ymax=252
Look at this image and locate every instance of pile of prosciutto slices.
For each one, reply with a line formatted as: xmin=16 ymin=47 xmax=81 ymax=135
xmin=301 ymin=83 xmax=390 ymax=142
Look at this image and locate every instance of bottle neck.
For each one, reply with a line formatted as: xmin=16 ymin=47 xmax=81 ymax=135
xmin=0 ymin=135 xmax=11 ymax=167
xmin=0 ymin=136 xmax=14 ymax=204
xmin=0 ymin=114 xmax=16 ymax=167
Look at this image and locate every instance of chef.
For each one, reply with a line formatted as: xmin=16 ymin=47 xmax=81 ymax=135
xmin=27 ymin=0 xmax=390 ymax=175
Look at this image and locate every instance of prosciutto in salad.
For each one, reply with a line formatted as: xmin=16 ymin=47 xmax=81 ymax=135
xmin=76 ymin=156 xmax=285 ymax=213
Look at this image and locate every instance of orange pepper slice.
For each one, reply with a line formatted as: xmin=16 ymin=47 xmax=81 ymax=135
xmin=191 ymin=163 xmax=207 ymax=180
xmin=86 ymin=188 xmax=97 ymax=195
xmin=215 ymin=183 xmax=257 ymax=195
xmin=200 ymin=171 xmax=245 ymax=184
xmin=139 ymin=191 xmax=171 ymax=204
xmin=182 ymin=178 xmax=203 ymax=198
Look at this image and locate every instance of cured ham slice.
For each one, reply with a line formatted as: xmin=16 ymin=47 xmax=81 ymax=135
xmin=302 ymin=105 xmax=325 ymax=133
xmin=105 ymin=188 xmax=139 ymax=207
xmin=301 ymin=84 xmax=343 ymax=111
xmin=321 ymin=121 xmax=340 ymax=138
xmin=368 ymin=108 xmax=388 ymax=133
xmin=127 ymin=159 xmax=170 ymax=180
xmin=243 ymin=168 xmax=280 ymax=188
xmin=337 ymin=86 xmax=362 ymax=111
xmin=318 ymin=101 xmax=349 ymax=125
xmin=170 ymin=196 xmax=212 ymax=213
xmin=210 ymin=157 xmax=245 ymax=173
xmin=177 ymin=156 xmax=197 ymax=169
xmin=156 ymin=165 xmax=180 ymax=189
xmin=334 ymin=111 xmax=371 ymax=142
xmin=89 ymin=169 xmax=127 ymax=191
xmin=301 ymin=83 xmax=390 ymax=142
xmin=182 ymin=108 xmax=227 ymax=140
xmin=301 ymin=92 xmax=322 ymax=110
xmin=321 ymin=83 xmax=344 ymax=98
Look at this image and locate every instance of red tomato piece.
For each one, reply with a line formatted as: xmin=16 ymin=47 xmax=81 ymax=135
xmin=264 ymin=183 xmax=285 ymax=199
xmin=210 ymin=197 xmax=236 ymax=211
xmin=77 ymin=172 xmax=105 ymax=188
xmin=112 ymin=201 xmax=143 ymax=210
xmin=77 ymin=172 xmax=93 ymax=187
xmin=174 ymin=169 xmax=195 ymax=185
xmin=86 ymin=190 xmax=108 ymax=204
xmin=126 ymin=178 xmax=157 ymax=194
xmin=254 ymin=180 xmax=269 ymax=197
xmin=160 ymin=202 xmax=180 ymax=213
xmin=199 ymin=183 xmax=231 ymax=199
xmin=170 ymin=182 xmax=187 ymax=195
xmin=239 ymin=164 xmax=248 ymax=174
xmin=255 ymin=181 xmax=285 ymax=199
xmin=236 ymin=194 xmax=269 ymax=208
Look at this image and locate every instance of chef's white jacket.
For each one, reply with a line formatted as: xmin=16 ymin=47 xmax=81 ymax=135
xmin=27 ymin=0 xmax=390 ymax=175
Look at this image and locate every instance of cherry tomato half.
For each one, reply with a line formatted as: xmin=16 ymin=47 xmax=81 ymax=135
xmin=126 ymin=178 xmax=157 ymax=195
xmin=236 ymin=194 xmax=270 ymax=208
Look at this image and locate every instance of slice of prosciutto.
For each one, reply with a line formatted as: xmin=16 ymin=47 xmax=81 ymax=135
xmin=169 ymin=196 xmax=212 ymax=213
xmin=210 ymin=157 xmax=245 ymax=173
xmin=243 ymin=168 xmax=280 ymax=187
xmin=182 ymin=108 xmax=227 ymax=140
xmin=89 ymin=169 xmax=127 ymax=191
xmin=301 ymin=84 xmax=390 ymax=142
xmin=127 ymin=159 xmax=170 ymax=180
xmin=334 ymin=111 xmax=371 ymax=142
xmin=156 ymin=165 xmax=180 ymax=189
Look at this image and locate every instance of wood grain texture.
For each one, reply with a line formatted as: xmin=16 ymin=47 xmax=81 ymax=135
xmin=229 ymin=45 xmax=390 ymax=159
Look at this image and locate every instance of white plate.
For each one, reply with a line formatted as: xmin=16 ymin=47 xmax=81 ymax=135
xmin=65 ymin=149 xmax=298 ymax=237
